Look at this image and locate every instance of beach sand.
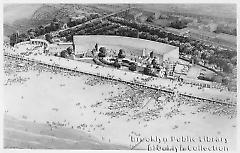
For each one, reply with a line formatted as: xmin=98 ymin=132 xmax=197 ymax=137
xmin=4 ymin=115 xmax=127 ymax=149
xmin=3 ymin=58 xmax=237 ymax=150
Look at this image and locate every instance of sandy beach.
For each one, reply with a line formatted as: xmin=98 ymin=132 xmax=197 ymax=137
xmin=4 ymin=115 xmax=127 ymax=149
xmin=3 ymin=56 xmax=237 ymax=150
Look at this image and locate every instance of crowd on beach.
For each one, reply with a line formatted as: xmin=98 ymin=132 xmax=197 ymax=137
xmin=4 ymin=53 xmax=237 ymax=120
xmin=103 ymin=83 xmax=236 ymax=121
xmin=3 ymin=52 xmax=237 ymax=148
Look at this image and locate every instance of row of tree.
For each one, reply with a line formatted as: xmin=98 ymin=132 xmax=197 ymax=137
xmin=30 ymin=18 xmax=61 ymax=37
xmin=10 ymin=14 xmax=101 ymax=45
xmin=106 ymin=17 xmax=236 ymax=73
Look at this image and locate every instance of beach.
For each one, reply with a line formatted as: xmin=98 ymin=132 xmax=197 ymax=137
xmin=3 ymin=56 xmax=237 ymax=150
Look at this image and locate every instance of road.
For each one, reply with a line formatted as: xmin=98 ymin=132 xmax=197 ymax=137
xmin=57 ymin=7 xmax=134 ymax=34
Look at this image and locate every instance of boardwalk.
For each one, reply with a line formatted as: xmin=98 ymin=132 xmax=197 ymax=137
xmin=4 ymin=50 xmax=237 ymax=106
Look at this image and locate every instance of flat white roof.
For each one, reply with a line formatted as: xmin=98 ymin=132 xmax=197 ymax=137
xmin=73 ymin=35 xmax=178 ymax=55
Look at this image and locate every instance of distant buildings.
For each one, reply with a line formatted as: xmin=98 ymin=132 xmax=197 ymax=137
xmin=124 ymin=10 xmax=143 ymax=21
xmin=165 ymin=27 xmax=190 ymax=35
xmin=187 ymin=22 xmax=218 ymax=32
xmin=132 ymin=12 xmax=143 ymax=20
xmin=70 ymin=15 xmax=86 ymax=22
xmin=154 ymin=12 xmax=161 ymax=19
xmin=62 ymin=23 xmax=68 ymax=29
xmin=164 ymin=26 xmax=236 ymax=49
xmin=137 ymin=16 xmax=148 ymax=23
xmin=202 ymin=23 xmax=218 ymax=32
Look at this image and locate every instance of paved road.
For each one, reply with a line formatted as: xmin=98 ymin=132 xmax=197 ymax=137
xmin=57 ymin=7 xmax=134 ymax=34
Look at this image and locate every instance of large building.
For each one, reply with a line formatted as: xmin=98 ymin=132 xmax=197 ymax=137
xmin=73 ymin=35 xmax=179 ymax=63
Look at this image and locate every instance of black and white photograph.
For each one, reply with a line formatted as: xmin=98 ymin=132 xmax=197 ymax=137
xmin=2 ymin=1 xmax=238 ymax=152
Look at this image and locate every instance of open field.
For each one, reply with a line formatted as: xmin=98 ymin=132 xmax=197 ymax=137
xmin=134 ymin=4 xmax=236 ymax=20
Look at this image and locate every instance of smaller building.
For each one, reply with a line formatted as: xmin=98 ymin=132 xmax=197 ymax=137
xmin=165 ymin=27 xmax=190 ymax=36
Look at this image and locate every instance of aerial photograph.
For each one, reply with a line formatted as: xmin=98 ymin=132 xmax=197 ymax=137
xmin=3 ymin=3 xmax=237 ymax=151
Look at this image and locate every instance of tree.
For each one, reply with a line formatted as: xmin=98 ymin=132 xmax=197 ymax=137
xmin=215 ymin=58 xmax=226 ymax=69
xmin=151 ymin=57 xmax=160 ymax=68
xmin=158 ymin=31 xmax=167 ymax=38
xmin=66 ymin=46 xmax=74 ymax=55
xmin=191 ymin=56 xmax=200 ymax=64
xmin=151 ymin=35 xmax=158 ymax=41
xmin=222 ymin=63 xmax=233 ymax=73
xmin=95 ymin=43 xmax=98 ymax=51
xmin=192 ymin=49 xmax=201 ymax=59
xmin=65 ymin=35 xmax=73 ymax=42
xmin=27 ymin=29 xmax=34 ymax=34
xmin=143 ymin=64 xmax=152 ymax=75
xmin=60 ymin=50 xmax=69 ymax=58
xmin=98 ymin=47 xmax=107 ymax=57
xmin=19 ymin=33 xmax=30 ymax=41
xmin=211 ymin=75 xmax=223 ymax=83
xmin=27 ymin=29 xmax=36 ymax=39
xmin=146 ymin=33 xmax=152 ymax=40
xmin=45 ymin=25 xmax=51 ymax=33
xmin=129 ymin=62 xmax=137 ymax=71
xmin=77 ymin=30 xmax=85 ymax=35
xmin=118 ymin=49 xmax=126 ymax=58
xmin=170 ymin=20 xmax=188 ymax=29
xmin=37 ymin=25 xmax=45 ymax=36
xmin=230 ymin=56 xmax=237 ymax=65
xmin=53 ymin=18 xmax=59 ymax=23
xmin=183 ymin=47 xmax=192 ymax=55
xmin=150 ymin=51 xmax=154 ymax=58
xmin=200 ymin=52 xmax=207 ymax=60
xmin=50 ymin=22 xmax=55 ymax=31
xmin=67 ymin=20 xmax=75 ymax=28
xmin=50 ymin=21 xmax=60 ymax=31
xmin=45 ymin=33 xmax=53 ymax=43
xmin=146 ymin=15 xmax=154 ymax=22
xmin=209 ymin=49 xmax=215 ymax=55
xmin=10 ymin=32 xmax=19 ymax=46
xmin=222 ymin=76 xmax=230 ymax=85
xmin=29 ymin=31 xmax=36 ymax=39
xmin=139 ymin=32 xmax=147 ymax=39
xmin=113 ymin=59 xmax=121 ymax=68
